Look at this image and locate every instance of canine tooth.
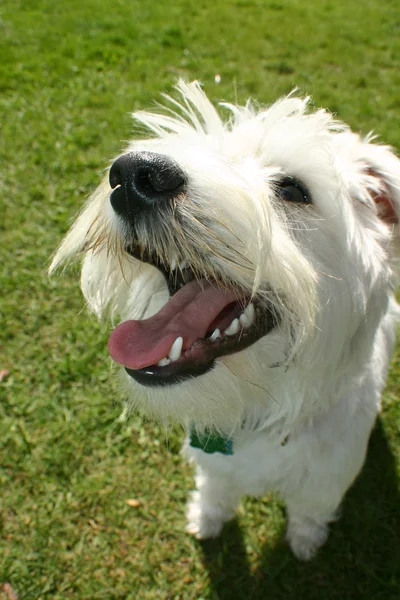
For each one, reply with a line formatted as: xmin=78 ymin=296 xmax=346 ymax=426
xmin=168 ymin=336 xmax=183 ymax=362
xmin=179 ymin=260 xmax=188 ymax=270
xmin=209 ymin=328 xmax=221 ymax=342
xmin=224 ymin=318 xmax=240 ymax=336
xmin=246 ymin=302 xmax=255 ymax=320
xmin=171 ymin=258 xmax=178 ymax=270
xmin=239 ymin=303 xmax=255 ymax=329
xmin=157 ymin=357 xmax=171 ymax=367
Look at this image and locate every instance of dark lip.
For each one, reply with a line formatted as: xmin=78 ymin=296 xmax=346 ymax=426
xmin=125 ymin=306 xmax=277 ymax=387
xmin=125 ymin=361 xmax=215 ymax=387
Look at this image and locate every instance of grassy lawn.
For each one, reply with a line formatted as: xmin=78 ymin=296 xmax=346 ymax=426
xmin=1 ymin=0 xmax=399 ymax=598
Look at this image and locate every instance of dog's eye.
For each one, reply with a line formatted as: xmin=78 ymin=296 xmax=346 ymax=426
xmin=278 ymin=178 xmax=310 ymax=204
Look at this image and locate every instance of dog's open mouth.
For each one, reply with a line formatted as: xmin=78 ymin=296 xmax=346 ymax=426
xmin=108 ymin=248 xmax=276 ymax=386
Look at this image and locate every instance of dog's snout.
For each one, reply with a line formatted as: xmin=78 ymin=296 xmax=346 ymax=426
xmin=109 ymin=151 xmax=186 ymax=217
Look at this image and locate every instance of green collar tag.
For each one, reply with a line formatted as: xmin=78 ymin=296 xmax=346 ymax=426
xmin=190 ymin=428 xmax=233 ymax=455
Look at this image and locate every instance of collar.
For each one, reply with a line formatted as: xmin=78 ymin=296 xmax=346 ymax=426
xmin=190 ymin=427 xmax=233 ymax=455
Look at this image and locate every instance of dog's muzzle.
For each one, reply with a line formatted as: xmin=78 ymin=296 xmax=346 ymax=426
xmin=107 ymin=151 xmax=278 ymax=387
xmin=109 ymin=151 xmax=187 ymax=218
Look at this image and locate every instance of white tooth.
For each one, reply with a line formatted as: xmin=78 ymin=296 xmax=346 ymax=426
xmin=246 ymin=302 xmax=255 ymax=321
xmin=171 ymin=257 xmax=178 ymax=270
xmin=168 ymin=336 xmax=183 ymax=362
xmin=239 ymin=303 xmax=255 ymax=329
xmin=209 ymin=328 xmax=221 ymax=342
xmin=157 ymin=357 xmax=171 ymax=367
xmin=224 ymin=318 xmax=240 ymax=336
xmin=179 ymin=260 xmax=188 ymax=270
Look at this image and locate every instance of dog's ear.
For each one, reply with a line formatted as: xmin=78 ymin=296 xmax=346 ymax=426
xmin=362 ymin=142 xmax=400 ymax=228
xmin=366 ymin=168 xmax=399 ymax=226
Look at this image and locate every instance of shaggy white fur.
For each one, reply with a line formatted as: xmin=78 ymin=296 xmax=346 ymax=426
xmin=51 ymin=81 xmax=400 ymax=560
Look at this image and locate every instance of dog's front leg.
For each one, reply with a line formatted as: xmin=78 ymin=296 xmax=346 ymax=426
xmin=186 ymin=460 xmax=242 ymax=540
xmin=282 ymin=403 xmax=376 ymax=561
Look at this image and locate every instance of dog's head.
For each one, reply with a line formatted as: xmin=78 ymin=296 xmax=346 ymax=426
xmin=51 ymin=81 xmax=400 ymax=431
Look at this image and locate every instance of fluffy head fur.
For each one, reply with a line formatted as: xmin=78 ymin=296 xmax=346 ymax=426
xmin=51 ymin=81 xmax=399 ymax=559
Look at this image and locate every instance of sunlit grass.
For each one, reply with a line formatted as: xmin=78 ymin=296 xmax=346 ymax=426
xmin=1 ymin=0 xmax=399 ymax=598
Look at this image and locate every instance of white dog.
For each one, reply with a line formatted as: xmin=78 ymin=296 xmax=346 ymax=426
xmin=51 ymin=81 xmax=400 ymax=560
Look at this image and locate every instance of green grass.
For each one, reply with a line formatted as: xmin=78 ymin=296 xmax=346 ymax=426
xmin=0 ymin=0 xmax=399 ymax=598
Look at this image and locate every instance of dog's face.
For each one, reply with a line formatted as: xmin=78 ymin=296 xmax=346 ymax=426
xmin=52 ymin=81 xmax=400 ymax=430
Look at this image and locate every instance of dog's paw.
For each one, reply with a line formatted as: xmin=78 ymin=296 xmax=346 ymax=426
xmin=186 ymin=491 xmax=232 ymax=540
xmin=286 ymin=519 xmax=328 ymax=561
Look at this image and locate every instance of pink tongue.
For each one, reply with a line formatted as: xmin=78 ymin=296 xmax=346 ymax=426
xmin=108 ymin=280 xmax=239 ymax=370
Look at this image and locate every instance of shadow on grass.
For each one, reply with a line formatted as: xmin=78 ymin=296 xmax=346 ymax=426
xmin=199 ymin=419 xmax=400 ymax=600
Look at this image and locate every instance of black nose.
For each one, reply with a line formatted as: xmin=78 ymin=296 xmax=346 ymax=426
xmin=109 ymin=151 xmax=186 ymax=218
